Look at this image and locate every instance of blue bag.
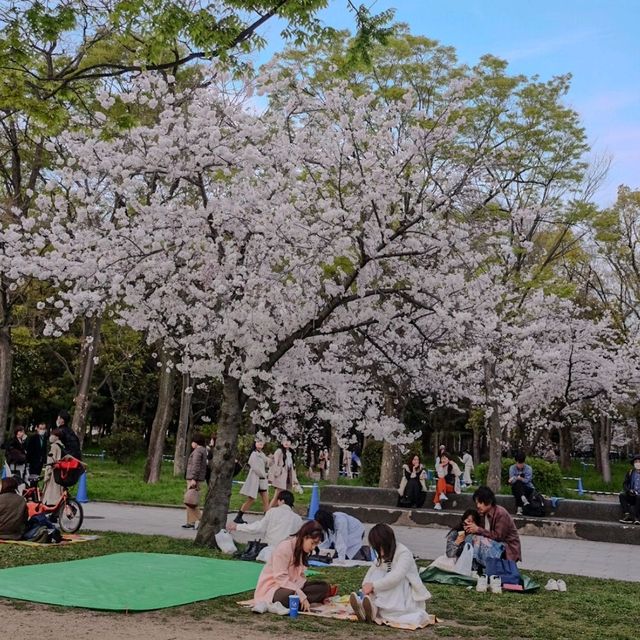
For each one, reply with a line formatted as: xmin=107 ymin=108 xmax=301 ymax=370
xmin=484 ymin=558 xmax=521 ymax=585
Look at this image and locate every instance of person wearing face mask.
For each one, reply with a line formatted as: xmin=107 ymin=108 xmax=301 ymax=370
xmin=26 ymin=423 xmax=49 ymax=476
xmin=619 ymin=454 xmax=640 ymax=525
xmin=55 ymin=410 xmax=82 ymax=460
xmin=42 ymin=429 xmax=66 ymax=506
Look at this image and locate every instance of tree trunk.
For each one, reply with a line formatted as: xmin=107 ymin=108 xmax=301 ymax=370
xmin=143 ymin=347 xmax=176 ymax=483
xmin=0 ymin=320 xmax=12 ymax=449
xmin=558 ymin=423 xmax=572 ymax=470
xmin=195 ymin=375 xmax=245 ymax=547
xmin=173 ymin=372 xmax=192 ymax=477
xmin=592 ymin=419 xmax=602 ymax=473
xmin=327 ymin=427 xmax=340 ymax=483
xmin=71 ymin=316 xmax=102 ymax=447
xmin=483 ymin=358 xmax=502 ymax=492
xmin=598 ymin=414 xmax=612 ymax=484
xmin=378 ymin=441 xmax=403 ymax=489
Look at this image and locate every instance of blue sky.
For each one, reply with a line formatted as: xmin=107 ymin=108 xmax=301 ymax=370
xmin=255 ymin=0 xmax=639 ymax=206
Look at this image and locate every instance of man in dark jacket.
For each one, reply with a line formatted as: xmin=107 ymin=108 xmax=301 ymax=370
xmin=25 ymin=423 xmax=49 ymax=476
xmin=619 ymin=454 xmax=640 ymax=524
xmin=465 ymin=486 xmax=522 ymax=561
xmin=0 ymin=477 xmax=28 ymax=540
xmin=56 ymin=410 xmax=82 ymax=460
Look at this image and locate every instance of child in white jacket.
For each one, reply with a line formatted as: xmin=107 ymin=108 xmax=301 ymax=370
xmin=350 ymin=523 xmax=432 ymax=626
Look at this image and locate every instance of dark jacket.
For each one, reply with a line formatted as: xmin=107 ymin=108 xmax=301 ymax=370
xmin=59 ymin=426 xmax=82 ymax=460
xmin=4 ymin=436 xmax=27 ymax=466
xmin=0 ymin=493 xmax=28 ymax=540
xmin=26 ymin=432 xmax=48 ymax=475
xmin=475 ymin=505 xmax=522 ymax=562
xmin=622 ymin=469 xmax=640 ymax=494
xmin=186 ymin=445 xmax=208 ymax=482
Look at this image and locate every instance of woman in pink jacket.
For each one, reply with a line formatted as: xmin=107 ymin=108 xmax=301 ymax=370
xmin=253 ymin=521 xmax=331 ymax=610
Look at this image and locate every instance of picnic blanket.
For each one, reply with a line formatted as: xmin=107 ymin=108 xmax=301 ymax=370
xmin=0 ymin=534 xmax=99 ymax=547
xmin=0 ymin=553 xmax=263 ymax=611
xmin=239 ymin=597 xmax=437 ymax=630
xmin=420 ymin=565 xmax=540 ymax=592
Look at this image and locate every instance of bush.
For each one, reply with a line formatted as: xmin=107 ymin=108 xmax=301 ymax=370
xmin=102 ymin=431 xmax=145 ymax=464
xmin=361 ymin=440 xmax=384 ymax=486
xmin=475 ymin=457 xmax=563 ymax=496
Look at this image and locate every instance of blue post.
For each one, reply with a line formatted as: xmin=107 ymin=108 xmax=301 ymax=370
xmin=1 ymin=465 xmax=6 ymax=479
xmin=76 ymin=471 xmax=89 ymax=503
xmin=307 ymin=483 xmax=320 ymax=520
xmin=577 ymin=477 xmax=584 ymax=496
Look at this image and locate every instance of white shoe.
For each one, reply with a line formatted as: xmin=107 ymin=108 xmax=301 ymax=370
xmin=516 ymin=507 xmax=523 ymax=516
xmin=545 ymin=579 xmax=559 ymax=591
xmin=362 ymin=595 xmax=377 ymax=623
xmin=349 ymin=592 xmax=366 ymax=622
xmin=489 ymin=575 xmax=502 ymax=594
xmin=433 ymin=503 xmax=442 ymax=510
xmin=439 ymin=492 xmax=448 ymax=502
xmin=556 ymin=579 xmax=567 ymax=592
xmin=267 ymin=602 xmax=290 ymax=616
xmin=475 ymin=576 xmax=488 ymax=593
xmin=251 ymin=601 xmax=268 ymax=614
xmin=522 ymin=496 xmax=530 ymax=506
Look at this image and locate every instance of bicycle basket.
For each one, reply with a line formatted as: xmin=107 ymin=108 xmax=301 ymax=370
xmin=52 ymin=458 xmax=84 ymax=487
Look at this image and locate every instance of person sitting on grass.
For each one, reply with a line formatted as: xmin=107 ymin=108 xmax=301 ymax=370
xmin=252 ymin=521 xmax=335 ymax=614
xmin=0 ymin=477 xmax=28 ymax=540
xmin=509 ymin=452 xmax=534 ymax=515
xmin=446 ymin=508 xmax=505 ymax=569
xmin=619 ymin=453 xmax=640 ymax=524
xmin=433 ymin=451 xmax=461 ymax=510
xmin=227 ymin=489 xmax=303 ymax=562
xmin=314 ymin=509 xmax=370 ymax=561
xmin=464 ymin=486 xmax=521 ymax=562
xmin=350 ymin=523 xmax=432 ymax=626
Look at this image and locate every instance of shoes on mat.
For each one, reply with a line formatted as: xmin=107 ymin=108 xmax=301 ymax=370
xmin=362 ymin=595 xmax=377 ymax=622
xmin=251 ymin=602 xmax=268 ymax=614
xmin=556 ymin=579 xmax=567 ymax=592
xmin=476 ymin=576 xmax=488 ymax=593
xmin=349 ymin=592 xmax=366 ymax=622
xmin=545 ymin=579 xmax=559 ymax=591
xmin=489 ymin=576 xmax=502 ymax=594
xmin=267 ymin=602 xmax=290 ymax=616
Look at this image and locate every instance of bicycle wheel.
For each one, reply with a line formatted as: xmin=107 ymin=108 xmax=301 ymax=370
xmin=58 ymin=497 xmax=84 ymax=533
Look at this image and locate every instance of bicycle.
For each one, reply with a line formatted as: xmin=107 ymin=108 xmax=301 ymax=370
xmin=21 ymin=470 xmax=84 ymax=534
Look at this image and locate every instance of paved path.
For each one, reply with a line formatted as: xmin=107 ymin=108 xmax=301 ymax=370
xmin=83 ymin=501 xmax=640 ymax=582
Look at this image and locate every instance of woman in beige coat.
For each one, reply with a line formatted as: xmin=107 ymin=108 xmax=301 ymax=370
xmin=233 ymin=437 xmax=269 ymax=523
xmin=268 ymin=440 xmax=298 ymax=508
xmin=42 ymin=429 xmax=65 ymax=506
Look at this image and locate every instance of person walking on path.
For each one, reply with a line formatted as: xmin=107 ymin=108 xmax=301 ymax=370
xmin=619 ymin=453 xmax=640 ymax=524
xmin=182 ymin=432 xmax=208 ymax=529
xmin=268 ymin=439 xmax=298 ymax=508
xmin=464 ymin=486 xmax=522 ymax=562
xmin=509 ymin=452 xmax=535 ymax=516
xmin=233 ymin=436 xmax=270 ymax=524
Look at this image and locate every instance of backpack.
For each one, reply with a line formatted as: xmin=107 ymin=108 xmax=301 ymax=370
xmin=523 ymin=491 xmax=546 ymax=517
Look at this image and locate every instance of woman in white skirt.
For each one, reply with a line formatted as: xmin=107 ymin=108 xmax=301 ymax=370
xmin=233 ymin=437 xmax=269 ymax=524
xmin=350 ymin=523 xmax=432 ymax=626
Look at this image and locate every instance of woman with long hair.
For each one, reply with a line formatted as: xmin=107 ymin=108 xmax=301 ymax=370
xmin=397 ymin=454 xmax=428 ymax=508
xmin=253 ymin=520 xmax=333 ymax=611
xmin=350 ymin=523 xmax=432 ymax=626
xmin=268 ymin=439 xmax=298 ymax=508
xmin=233 ymin=436 xmax=270 ymax=523
xmin=433 ymin=451 xmax=461 ymax=510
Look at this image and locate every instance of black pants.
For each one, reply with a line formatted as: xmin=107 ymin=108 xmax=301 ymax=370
xmin=511 ymin=480 xmax=534 ymax=508
xmin=619 ymin=492 xmax=640 ymax=519
xmin=273 ymin=580 xmax=330 ymax=606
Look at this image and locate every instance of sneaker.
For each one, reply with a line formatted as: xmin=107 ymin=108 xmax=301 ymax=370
xmin=349 ymin=592 xmax=366 ymax=622
xmin=251 ymin=601 xmax=268 ymax=614
xmin=556 ymin=579 xmax=567 ymax=592
xmin=439 ymin=492 xmax=448 ymax=502
xmin=521 ymin=496 xmax=530 ymax=506
xmin=516 ymin=507 xmax=523 ymax=516
xmin=267 ymin=602 xmax=290 ymax=616
xmin=489 ymin=575 xmax=502 ymax=594
xmin=619 ymin=513 xmax=633 ymax=524
xmin=545 ymin=579 xmax=559 ymax=591
xmin=433 ymin=503 xmax=442 ymax=510
xmin=362 ymin=595 xmax=377 ymax=622
xmin=634 ymin=520 xmax=640 ymax=525
xmin=475 ymin=575 xmax=488 ymax=593
xmin=181 ymin=523 xmax=195 ymax=529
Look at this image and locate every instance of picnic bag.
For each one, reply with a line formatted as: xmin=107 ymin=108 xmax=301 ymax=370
xmin=52 ymin=457 xmax=84 ymax=487
xmin=523 ymin=491 xmax=546 ymax=517
xmin=183 ymin=487 xmax=200 ymax=507
xmin=484 ymin=558 xmax=521 ymax=586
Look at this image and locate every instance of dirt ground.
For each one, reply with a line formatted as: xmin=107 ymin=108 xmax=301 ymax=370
xmin=1 ymin=602 xmax=447 ymax=640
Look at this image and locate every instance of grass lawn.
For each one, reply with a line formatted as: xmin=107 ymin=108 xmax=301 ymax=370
xmin=0 ymin=531 xmax=637 ymax=639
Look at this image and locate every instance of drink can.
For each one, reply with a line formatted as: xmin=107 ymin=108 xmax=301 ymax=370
xmin=288 ymin=594 xmax=300 ymax=618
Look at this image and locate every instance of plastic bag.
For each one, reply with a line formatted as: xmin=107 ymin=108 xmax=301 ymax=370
xmin=453 ymin=541 xmax=474 ymax=576
xmin=215 ymin=528 xmax=237 ymax=554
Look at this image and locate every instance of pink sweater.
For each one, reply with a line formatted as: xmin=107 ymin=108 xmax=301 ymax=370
xmin=254 ymin=537 xmax=306 ymax=603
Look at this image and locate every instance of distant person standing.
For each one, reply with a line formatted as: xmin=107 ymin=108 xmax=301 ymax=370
xmin=318 ymin=447 xmax=329 ymax=480
xmin=42 ymin=429 xmax=66 ymax=506
xmin=182 ymin=432 xmax=208 ymax=529
xmin=56 ymin=410 xmax=82 ymax=460
xmin=268 ymin=439 xmax=298 ymax=508
xmin=619 ymin=454 xmax=640 ymax=524
xmin=460 ymin=450 xmax=474 ymax=487
xmin=26 ymin=423 xmax=49 ymax=476
xmin=508 ymin=452 xmax=534 ymax=516
xmin=3 ymin=426 xmax=27 ymax=479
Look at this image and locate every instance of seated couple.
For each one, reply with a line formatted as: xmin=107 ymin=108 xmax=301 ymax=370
xmin=444 ymin=486 xmax=522 ymax=570
xmin=253 ymin=521 xmax=432 ymax=626
xmin=397 ymin=452 xmax=462 ymax=510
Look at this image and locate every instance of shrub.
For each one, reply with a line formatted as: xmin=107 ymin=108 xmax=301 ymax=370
xmin=102 ymin=431 xmax=145 ymax=464
xmin=361 ymin=440 xmax=384 ymax=486
xmin=475 ymin=457 xmax=563 ymax=496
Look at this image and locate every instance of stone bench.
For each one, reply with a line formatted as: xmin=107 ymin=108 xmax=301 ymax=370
xmin=319 ymin=485 xmax=639 ymax=546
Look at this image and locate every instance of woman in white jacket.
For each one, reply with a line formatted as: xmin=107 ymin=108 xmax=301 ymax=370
xmin=350 ymin=523 xmax=432 ymax=627
xmin=233 ymin=437 xmax=270 ymax=524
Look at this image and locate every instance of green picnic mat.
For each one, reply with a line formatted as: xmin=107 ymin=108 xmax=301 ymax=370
xmin=0 ymin=552 xmax=263 ymax=611
xmin=421 ymin=566 xmax=540 ymax=592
